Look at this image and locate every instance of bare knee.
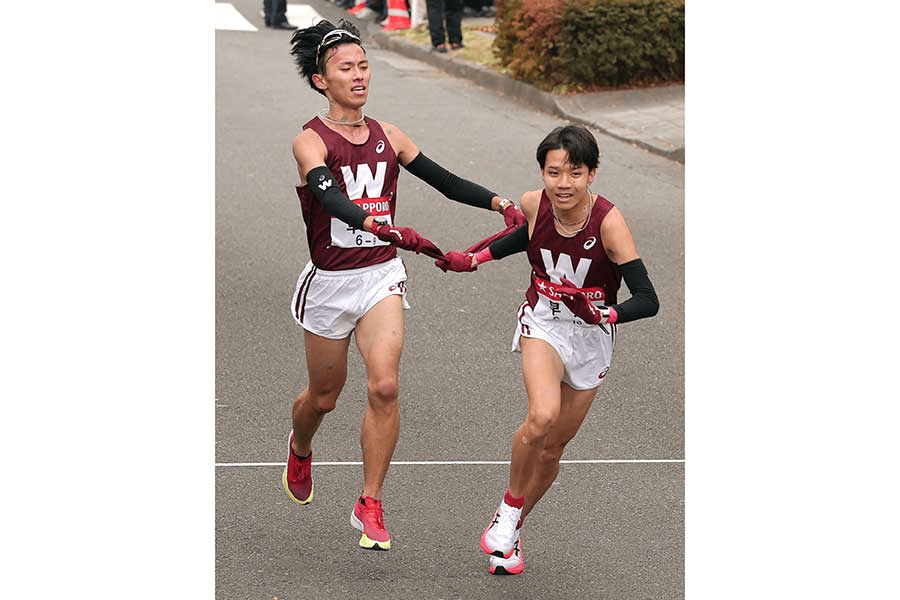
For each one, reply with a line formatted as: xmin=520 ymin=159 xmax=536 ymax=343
xmin=367 ymin=376 xmax=399 ymax=409
xmin=296 ymin=385 xmax=341 ymax=415
xmin=521 ymin=410 xmax=558 ymax=445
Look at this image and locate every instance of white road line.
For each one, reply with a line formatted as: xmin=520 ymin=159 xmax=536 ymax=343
xmin=214 ymin=3 xmax=321 ymax=32
xmin=285 ymin=4 xmax=322 ymax=29
xmin=215 ymin=459 xmax=684 ymax=467
xmin=215 ymin=3 xmax=257 ymax=31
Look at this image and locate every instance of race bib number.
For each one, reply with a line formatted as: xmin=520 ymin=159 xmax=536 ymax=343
xmin=330 ymin=197 xmax=392 ymax=248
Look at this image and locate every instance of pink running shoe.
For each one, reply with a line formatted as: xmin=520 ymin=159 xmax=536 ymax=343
xmin=489 ymin=535 xmax=524 ymax=575
xmin=282 ymin=432 xmax=313 ymax=505
xmin=350 ymin=496 xmax=391 ymax=550
xmin=481 ymin=500 xmax=522 ymax=558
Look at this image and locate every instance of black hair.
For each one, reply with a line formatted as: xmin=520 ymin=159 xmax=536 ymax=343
xmin=289 ymin=19 xmax=364 ymax=95
xmin=535 ymin=125 xmax=600 ymax=170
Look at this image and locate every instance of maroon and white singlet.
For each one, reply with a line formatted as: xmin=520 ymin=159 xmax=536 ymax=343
xmin=523 ymin=190 xmax=621 ymax=317
xmin=295 ymin=116 xmax=401 ymax=271
xmin=512 ymin=190 xmax=621 ymax=389
xmin=291 ymin=117 xmax=410 ymax=338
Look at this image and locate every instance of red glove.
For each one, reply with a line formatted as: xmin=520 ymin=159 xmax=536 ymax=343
xmin=556 ymin=278 xmax=616 ymax=325
xmin=435 ymin=251 xmax=477 ymax=273
xmin=372 ymin=223 xmax=444 ymax=259
xmin=502 ymin=203 xmax=527 ymax=228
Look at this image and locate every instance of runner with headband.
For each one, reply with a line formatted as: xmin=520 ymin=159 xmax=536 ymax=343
xmin=281 ymin=19 xmax=525 ymax=552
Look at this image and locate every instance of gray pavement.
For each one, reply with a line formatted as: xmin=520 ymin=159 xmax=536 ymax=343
xmin=217 ymin=2 xmax=683 ymax=598
xmin=365 ymin=13 xmax=685 ymax=163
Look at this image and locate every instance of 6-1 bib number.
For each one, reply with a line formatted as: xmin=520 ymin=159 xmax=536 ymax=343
xmin=330 ymin=196 xmax=391 ymax=248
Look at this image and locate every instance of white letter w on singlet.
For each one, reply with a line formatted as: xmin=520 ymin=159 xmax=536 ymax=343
xmin=540 ymin=249 xmax=592 ymax=286
xmin=340 ymin=162 xmax=387 ymax=199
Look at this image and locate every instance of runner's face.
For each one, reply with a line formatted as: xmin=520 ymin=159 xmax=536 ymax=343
xmin=541 ymin=149 xmax=595 ymax=211
xmin=321 ymin=43 xmax=369 ymax=108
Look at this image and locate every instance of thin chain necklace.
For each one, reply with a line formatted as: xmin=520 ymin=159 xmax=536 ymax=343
xmin=552 ymin=194 xmax=593 ymax=236
xmin=321 ymin=112 xmax=366 ymax=127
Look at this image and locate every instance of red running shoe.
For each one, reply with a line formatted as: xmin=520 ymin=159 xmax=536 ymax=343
xmin=350 ymin=496 xmax=391 ymax=550
xmin=282 ymin=432 xmax=313 ymax=505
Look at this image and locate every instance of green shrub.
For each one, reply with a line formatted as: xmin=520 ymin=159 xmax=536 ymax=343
xmin=494 ymin=0 xmax=684 ymax=91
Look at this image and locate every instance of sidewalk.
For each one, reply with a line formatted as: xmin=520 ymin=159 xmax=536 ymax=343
xmin=364 ymin=13 xmax=684 ymax=163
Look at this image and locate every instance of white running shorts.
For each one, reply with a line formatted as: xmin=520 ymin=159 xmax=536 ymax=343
xmin=291 ymin=257 xmax=410 ymax=339
xmin=511 ymin=301 xmax=616 ymax=390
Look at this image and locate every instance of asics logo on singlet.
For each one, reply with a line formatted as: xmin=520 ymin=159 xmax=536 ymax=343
xmin=583 ymin=237 xmax=597 ymax=250
xmin=341 ymin=162 xmax=387 ymax=198
xmin=541 ymin=249 xmax=592 ymax=287
xmin=375 ymin=140 xmax=385 ymax=154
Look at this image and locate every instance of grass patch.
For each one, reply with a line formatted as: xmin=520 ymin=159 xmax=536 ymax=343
xmin=390 ymin=24 xmax=502 ymax=70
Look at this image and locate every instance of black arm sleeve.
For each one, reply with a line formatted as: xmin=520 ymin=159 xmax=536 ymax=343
xmin=305 ymin=165 xmax=370 ymax=230
xmin=488 ymin=225 xmax=529 ymax=260
xmin=611 ymin=258 xmax=660 ymax=324
xmin=403 ymin=152 xmax=496 ymax=210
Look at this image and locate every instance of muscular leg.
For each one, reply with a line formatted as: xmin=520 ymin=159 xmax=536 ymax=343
xmin=353 ymin=294 xmax=404 ymax=500
xmin=520 ymin=383 xmax=598 ymax=521
xmin=507 ymin=337 xmax=564 ymax=498
xmin=291 ymin=331 xmax=351 ymax=456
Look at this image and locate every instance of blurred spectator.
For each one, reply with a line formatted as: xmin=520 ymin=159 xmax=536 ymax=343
xmin=263 ymin=0 xmax=296 ymax=29
xmin=426 ymin=0 xmax=464 ymax=52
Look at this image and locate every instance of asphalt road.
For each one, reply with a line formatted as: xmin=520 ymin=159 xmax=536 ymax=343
xmin=216 ymin=1 xmax=684 ymax=598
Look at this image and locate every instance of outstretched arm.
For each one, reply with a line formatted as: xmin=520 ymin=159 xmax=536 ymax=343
xmin=403 ymin=151 xmax=499 ymax=210
xmin=435 ymin=191 xmax=536 ymax=272
xmin=402 ymin=152 xmax=526 ymax=226
xmin=435 ymin=224 xmax=529 ymax=272
xmin=379 ymin=119 xmax=521 ymax=222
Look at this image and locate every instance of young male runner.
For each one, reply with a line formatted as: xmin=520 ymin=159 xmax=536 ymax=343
xmin=282 ymin=19 xmax=525 ymax=551
xmin=436 ymin=125 xmax=659 ymax=573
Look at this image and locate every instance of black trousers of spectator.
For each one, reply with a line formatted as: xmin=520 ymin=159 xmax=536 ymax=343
xmin=264 ymin=0 xmax=288 ymax=26
xmin=426 ymin=0 xmax=464 ymax=47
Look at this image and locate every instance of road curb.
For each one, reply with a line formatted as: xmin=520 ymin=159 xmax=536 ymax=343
xmin=370 ymin=28 xmax=684 ymax=163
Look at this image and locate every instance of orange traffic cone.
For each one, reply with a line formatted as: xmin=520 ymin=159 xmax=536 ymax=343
xmin=382 ymin=0 xmax=411 ymax=30
xmin=346 ymin=1 xmax=367 ymax=14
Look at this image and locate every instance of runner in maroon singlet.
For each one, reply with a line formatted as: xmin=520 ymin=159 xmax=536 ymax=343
xmin=436 ymin=125 xmax=660 ymax=574
xmin=280 ymin=19 xmax=526 ymax=552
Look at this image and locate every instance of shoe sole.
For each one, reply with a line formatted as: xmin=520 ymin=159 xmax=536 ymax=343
xmin=282 ymin=466 xmax=314 ymax=505
xmin=489 ymin=539 xmax=523 ymax=574
xmin=282 ymin=433 xmax=313 ymax=505
xmin=350 ymin=511 xmax=391 ymax=550
xmin=489 ymin=564 xmax=524 ymax=575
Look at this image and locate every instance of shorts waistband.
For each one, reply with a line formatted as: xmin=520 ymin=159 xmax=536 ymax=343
xmin=310 ymin=257 xmax=401 ymax=278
